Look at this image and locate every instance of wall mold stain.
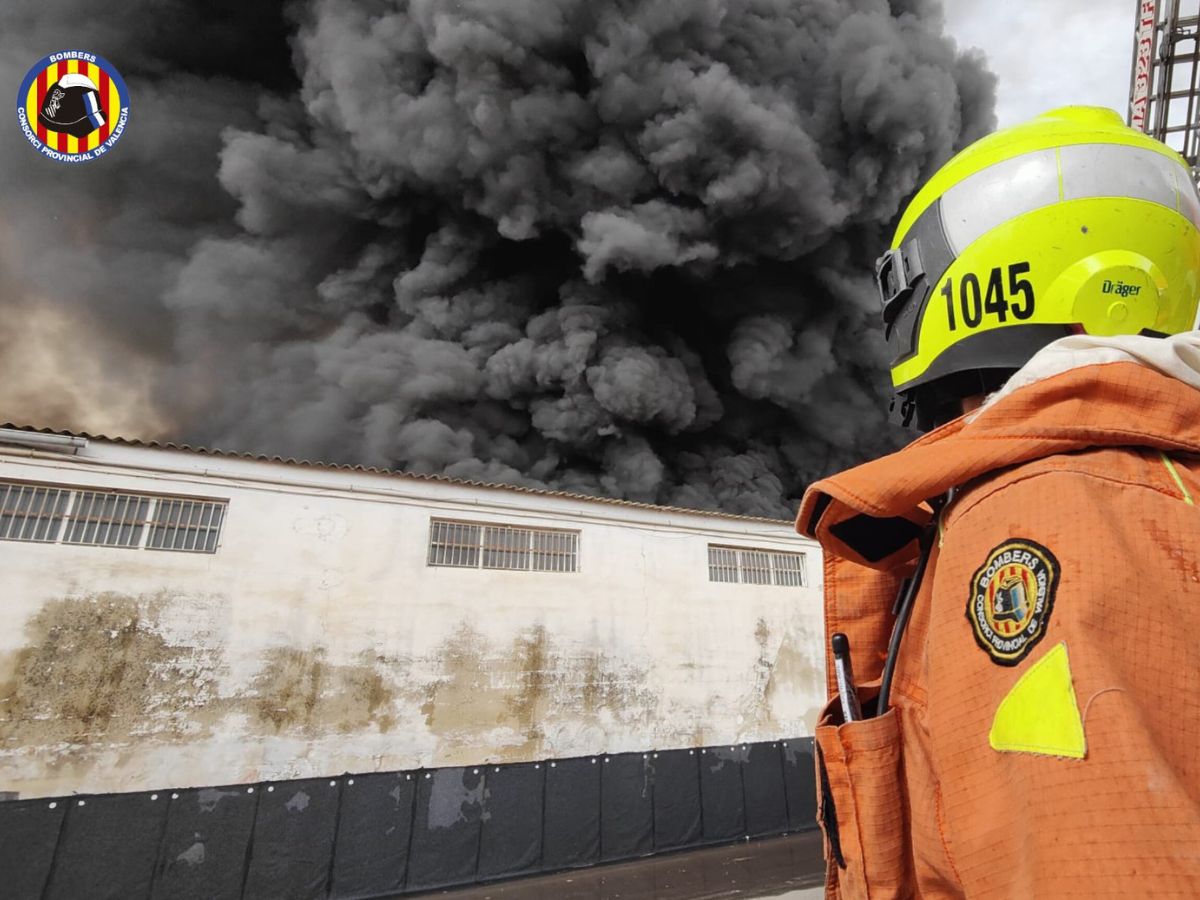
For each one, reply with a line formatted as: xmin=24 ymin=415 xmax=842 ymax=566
xmin=764 ymin=629 xmax=822 ymax=728
xmin=0 ymin=591 xmax=404 ymax=769
xmin=574 ymin=649 xmax=657 ymax=724
xmin=249 ymin=647 xmax=324 ymax=733
xmin=245 ymin=648 xmax=398 ymax=735
xmin=419 ymin=622 xmax=512 ymax=745
xmin=506 ymin=624 xmax=551 ymax=745
xmin=419 ymin=622 xmax=661 ymax=765
xmin=742 ymin=617 xmax=776 ymax=731
xmin=755 ymin=618 xmax=771 ymax=651
xmin=0 ymin=592 xmax=221 ymax=752
xmin=0 ymin=593 xmax=761 ymax=784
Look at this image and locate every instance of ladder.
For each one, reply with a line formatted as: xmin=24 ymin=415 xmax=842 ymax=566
xmin=1130 ymin=0 xmax=1200 ymax=169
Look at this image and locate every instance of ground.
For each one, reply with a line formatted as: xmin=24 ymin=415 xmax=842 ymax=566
xmin=420 ymin=830 xmax=824 ymax=899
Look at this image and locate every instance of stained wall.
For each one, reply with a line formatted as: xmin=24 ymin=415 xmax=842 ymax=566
xmin=0 ymin=439 xmax=824 ymax=798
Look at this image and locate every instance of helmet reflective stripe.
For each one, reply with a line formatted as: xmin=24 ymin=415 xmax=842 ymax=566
xmin=940 ymin=151 xmax=1060 ymax=256
xmin=934 ymin=144 xmax=1199 ymax=258
xmin=1060 ymin=145 xmax=1190 ymax=219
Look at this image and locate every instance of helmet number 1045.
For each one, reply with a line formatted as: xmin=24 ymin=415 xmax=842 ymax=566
xmin=941 ymin=263 xmax=1036 ymax=331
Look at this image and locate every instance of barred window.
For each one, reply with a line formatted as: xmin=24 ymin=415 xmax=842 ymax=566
xmin=707 ymin=546 xmax=739 ymax=583
xmin=148 ymin=499 xmax=226 ymax=553
xmin=63 ymin=491 xmax=151 ymax=547
xmin=531 ymin=528 xmax=578 ymax=573
xmin=772 ymin=551 xmax=806 ymax=587
xmin=707 ymin=545 xmax=807 ymax=587
xmin=483 ymin=524 xmax=531 ymax=570
xmin=741 ymin=550 xmax=772 ymax=585
xmin=0 ymin=483 xmax=70 ymax=542
xmin=428 ymin=518 xmax=579 ymax=572
xmin=428 ymin=521 xmax=481 ymax=568
xmin=0 ymin=480 xmax=226 ymax=554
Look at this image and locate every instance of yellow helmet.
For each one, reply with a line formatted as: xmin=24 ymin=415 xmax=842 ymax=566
xmin=878 ymin=106 xmax=1200 ymax=429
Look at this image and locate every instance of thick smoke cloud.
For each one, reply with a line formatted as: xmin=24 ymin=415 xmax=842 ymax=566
xmin=0 ymin=0 xmax=995 ymax=518
xmin=0 ymin=1 xmax=295 ymax=434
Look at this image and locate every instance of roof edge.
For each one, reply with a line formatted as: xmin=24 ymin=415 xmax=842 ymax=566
xmin=0 ymin=423 xmax=796 ymax=527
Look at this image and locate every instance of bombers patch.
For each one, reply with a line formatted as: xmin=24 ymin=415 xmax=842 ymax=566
xmin=966 ymin=539 xmax=1060 ymax=666
xmin=15 ymin=51 xmax=130 ymax=163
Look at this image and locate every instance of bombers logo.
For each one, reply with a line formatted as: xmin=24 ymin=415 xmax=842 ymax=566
xmin=15 ymin=51 xmax=129 ymax=163
xmin=966 ymin=539 xmax=1060 ymax=666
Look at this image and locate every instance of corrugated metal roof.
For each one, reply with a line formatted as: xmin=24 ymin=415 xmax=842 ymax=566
xmin=0 ymin=424 xmax=796 ymax=526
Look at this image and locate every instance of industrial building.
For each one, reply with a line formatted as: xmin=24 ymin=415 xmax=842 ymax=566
xmin=0 ymin=425 xmax=823 ymax=898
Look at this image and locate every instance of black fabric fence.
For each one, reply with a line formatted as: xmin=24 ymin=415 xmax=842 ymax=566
xmin=1 ymin=737 xmax=816 ymax=900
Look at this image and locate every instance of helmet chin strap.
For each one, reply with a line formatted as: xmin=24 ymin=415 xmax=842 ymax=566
xmin=894 ymin=368 xmax=1020 ymax=432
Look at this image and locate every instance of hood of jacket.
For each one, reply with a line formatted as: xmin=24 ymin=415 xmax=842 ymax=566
xmin=796 ymin=332 xmax=1200 ymax=571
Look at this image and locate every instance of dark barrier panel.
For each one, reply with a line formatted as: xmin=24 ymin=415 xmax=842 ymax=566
xmin=0 ymin=797 xmax=64 ymax=900
xmin=11 ymin=736 xmax=818 ymax=898
xmin=152 ymin=785 xmax=258 ymax=900
xmin=406 ymin=767 xmax=485 ymax=891
xmin=743 ymin=742 xmax=789 ymax=837
xmin=243 ymin=778 xmax=340 ymax=900
xmin=477 ymin=762 xmax=545 ymax=880
xmin=782 ymin=737 xmax=817 ymax=832
xmin=699 ymin=745 xmax=747 ymax=843
xmin=541 ymin=755 xmax=600 ymax=871
xmin=599 ymin=752 xmax=653 ymax=862
xmin=45 ymin=792 xmax=168 ymax=900
xmin=650 ymin=749 xmax=701 ymax=851
xmin=329 ymin=772 xmax=416 ymax=899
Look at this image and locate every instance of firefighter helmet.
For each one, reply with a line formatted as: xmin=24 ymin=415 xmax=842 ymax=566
xmin=38 ymin=73 xmax=106 ymax=139
xmin=878 ymin=106 xmax=1200 ymax=429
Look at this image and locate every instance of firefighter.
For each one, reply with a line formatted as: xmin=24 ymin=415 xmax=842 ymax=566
xmin=797 ymin=106 xmax=1200 ymax=898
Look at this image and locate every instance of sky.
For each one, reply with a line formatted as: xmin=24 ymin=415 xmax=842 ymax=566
xmin=944 ymin=0 xmax=1136 ymax=128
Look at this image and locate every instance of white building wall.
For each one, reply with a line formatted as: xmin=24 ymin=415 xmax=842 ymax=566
xmin=0 ymin=440 xmax=825 ymax=799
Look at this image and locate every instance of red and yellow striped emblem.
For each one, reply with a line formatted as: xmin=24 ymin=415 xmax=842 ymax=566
xmin=16 ymin=51 xmax=129 ymax=163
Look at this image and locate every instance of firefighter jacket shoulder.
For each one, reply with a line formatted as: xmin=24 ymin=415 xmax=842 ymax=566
xmin=796 ymin=334 xmax=1200 ymax=899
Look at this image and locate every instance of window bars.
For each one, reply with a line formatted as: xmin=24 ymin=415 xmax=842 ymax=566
xmin=771 ymin=551 xmax=807 ymax=587
xmin=147 ymin=498 xmax=226 ymax=553
xmin=0 ymin=479 xmax=226 ymax=553
xmin=0 ymin=483 xmax=70 ymax=542
xmin=707 ymin=545 xmax=808 ymax=587
xmin=707 ymin=546 xmax=740 ymax=583
xmin=63 ymin=490 xmax=152 ymax=548
xmin=428 ymin=519 xmax=579 ymax=572
xmin=427 ymin=521 xmax=482 ymax=568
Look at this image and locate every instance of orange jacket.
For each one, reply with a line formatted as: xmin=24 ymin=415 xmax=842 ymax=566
xmin=796 ymin=355 xmax=1200 ymax=898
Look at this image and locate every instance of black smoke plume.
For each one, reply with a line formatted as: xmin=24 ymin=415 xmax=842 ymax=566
xmin=0 ymin=0 xmax=995 ymax=518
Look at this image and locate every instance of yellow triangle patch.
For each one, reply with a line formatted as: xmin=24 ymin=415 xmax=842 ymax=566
xmin=989 ymin=642 xmax=1086 ymax=759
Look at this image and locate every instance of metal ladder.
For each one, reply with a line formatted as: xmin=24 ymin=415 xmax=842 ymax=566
xmin=1131 ymin=0 xmax=1200 ymax=172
